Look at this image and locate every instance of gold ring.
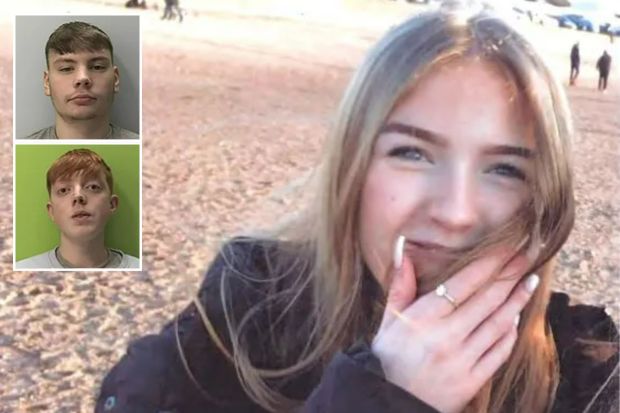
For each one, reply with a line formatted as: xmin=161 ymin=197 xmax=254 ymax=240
xmin=435 ymin=283 xmax=458 ymax=310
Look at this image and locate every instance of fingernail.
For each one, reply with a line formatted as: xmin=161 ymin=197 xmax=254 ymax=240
xmin=514 ymin=314 xmax=521 ymax=326
xmin=525 ymin=274 xmax=540 ymax=293
xmin=393 ymin=235 xmax=405 ymax=270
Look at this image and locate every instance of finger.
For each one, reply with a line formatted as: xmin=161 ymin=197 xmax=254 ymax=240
xmin=461 ymin=273 xmax=539 ymax=363
xmin=445 ymin=256 xmax=536 ymax=339
xmin=470 ymin=324 xmax=518 ymax=386
xmin=406 ymin=249 xmax=516 ymax=319
xmin=382 ymin=235 xmax=418 ymax=327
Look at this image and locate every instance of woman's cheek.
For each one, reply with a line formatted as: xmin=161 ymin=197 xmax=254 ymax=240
xmin=359 ymin=165 xmax=401 ymax=280
xmin=360 ymin=164 xmax=423 ymax=282
xmin=479 ymin=183 xmax=529 ymax=224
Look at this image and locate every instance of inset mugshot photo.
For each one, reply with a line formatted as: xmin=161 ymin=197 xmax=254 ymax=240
xmin=15 ymin=15 xmax=140 ymax=140
xmin=14 ymin=145 xmax=141 ymax=270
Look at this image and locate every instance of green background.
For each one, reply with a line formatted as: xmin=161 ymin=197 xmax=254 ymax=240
xmin=15 ymin=144 xmax=140 ymax=261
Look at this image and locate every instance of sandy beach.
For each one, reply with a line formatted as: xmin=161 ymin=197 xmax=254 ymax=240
xmin=0 ymin=0 xmax=618 ymax=411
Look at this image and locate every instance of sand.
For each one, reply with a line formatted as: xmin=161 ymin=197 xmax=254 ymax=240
xmin=0 ymin=1 xmax=618 ymax=411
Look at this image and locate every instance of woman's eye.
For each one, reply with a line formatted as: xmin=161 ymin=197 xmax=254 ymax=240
xmin=488 ymin=163 xmax=526 ymax=181
xmin=388 ymin=146 xmax=431 ymax=163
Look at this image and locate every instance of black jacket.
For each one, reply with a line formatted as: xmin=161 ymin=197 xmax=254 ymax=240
xmin=571 ymin=44 xmax=580 ymax=65
xmin=597 ymin=54 xmax=612 ymax=75
xmin=96 ymin=238 xmax=619 ymax=413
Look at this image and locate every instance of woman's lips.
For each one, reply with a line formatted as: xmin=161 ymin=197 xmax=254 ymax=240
xmin=404 ymin=240 xmax=466 ymax=262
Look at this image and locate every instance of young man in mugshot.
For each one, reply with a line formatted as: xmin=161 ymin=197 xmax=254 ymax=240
xmin=16 ymin=149 xmax=140 ymax=269
xmin=24 ymin=21 xmax=138 ymax=139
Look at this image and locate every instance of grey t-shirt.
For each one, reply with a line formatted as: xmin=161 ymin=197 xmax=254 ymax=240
xmin=15 ymin=248 xmax=140 ymax=270
xmin=22 ymin=124 xmax=139 ymax=139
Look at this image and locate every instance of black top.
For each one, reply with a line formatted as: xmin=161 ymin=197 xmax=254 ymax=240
xmin=571 ymin=44 xmax=580 ymax=65
xmin=597 ymin=53 xmax=612 ymax=75
xmin=96 ymin=238 xmax=619 ymax=413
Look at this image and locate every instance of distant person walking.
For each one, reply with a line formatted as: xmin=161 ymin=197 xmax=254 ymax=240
xmin=125 ymin=0 xmax=146 ymax=8
xmin=569 ymin=42 xmax=580 ymax=85
xmin=162 ymin=0 xmax=183 ymax=23
xmin=596 ymin=50 xmax=612 ymax=91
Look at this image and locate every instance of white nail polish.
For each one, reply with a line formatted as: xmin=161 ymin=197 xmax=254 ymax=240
xmin=393 ymin=235 xmax=405 ymax=270
xmin=514 ymin=314 xmax=521 ymax=326
xmin=525 ymin=274 xmax=540 ymax=293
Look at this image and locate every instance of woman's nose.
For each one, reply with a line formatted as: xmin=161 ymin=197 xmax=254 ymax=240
xmin=427 ymin=167 xmax=478 ymax=232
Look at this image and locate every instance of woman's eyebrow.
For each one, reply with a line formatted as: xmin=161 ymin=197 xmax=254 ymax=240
xmin=379 ymin=122 xmax=448 ymax=147
xmin=483 ymin=145 xmax=534 ymax=159
xmin=380 ymin=121 xmax=534 ymax=159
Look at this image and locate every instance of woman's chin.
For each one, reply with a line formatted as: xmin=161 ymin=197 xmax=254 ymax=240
xmin=413 ymin=261 xmax=453 ymax=296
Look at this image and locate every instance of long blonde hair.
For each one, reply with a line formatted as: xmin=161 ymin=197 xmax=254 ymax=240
xmin=188 ymin=4 xmax=577 ymax=412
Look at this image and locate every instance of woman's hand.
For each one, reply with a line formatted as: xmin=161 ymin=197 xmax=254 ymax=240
xmin=371 ymin=237 xmax=540 ymax=413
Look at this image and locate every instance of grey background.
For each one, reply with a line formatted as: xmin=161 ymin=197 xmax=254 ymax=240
xmin=15 ymin=15 xmax=140 ymax=139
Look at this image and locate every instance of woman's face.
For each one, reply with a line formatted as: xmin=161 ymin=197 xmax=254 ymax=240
xmin=359 ymin=59 xmax=536 ymax=293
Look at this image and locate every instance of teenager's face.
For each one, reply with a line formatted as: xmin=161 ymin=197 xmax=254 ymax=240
xmin=359 ymin=60 xmax=535 ymax=293
xmin=44 ymin=49 xmax=119 ymax=122
xmin=47 ymin=170 xmax=118 ymax=242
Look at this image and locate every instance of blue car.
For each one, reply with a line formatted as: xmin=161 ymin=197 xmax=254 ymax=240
xmin=563 ymin=14 xmax=594 ymax=31
xmin=552 ymin=15 xmax=578 ymax=29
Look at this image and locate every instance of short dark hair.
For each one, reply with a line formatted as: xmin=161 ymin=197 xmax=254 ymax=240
xmin=45 ymin=21 xmax=113 ymax=67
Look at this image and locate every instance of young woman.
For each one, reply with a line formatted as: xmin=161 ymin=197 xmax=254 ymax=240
xmin=96 ymin=3 xmax=618 ymax=413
